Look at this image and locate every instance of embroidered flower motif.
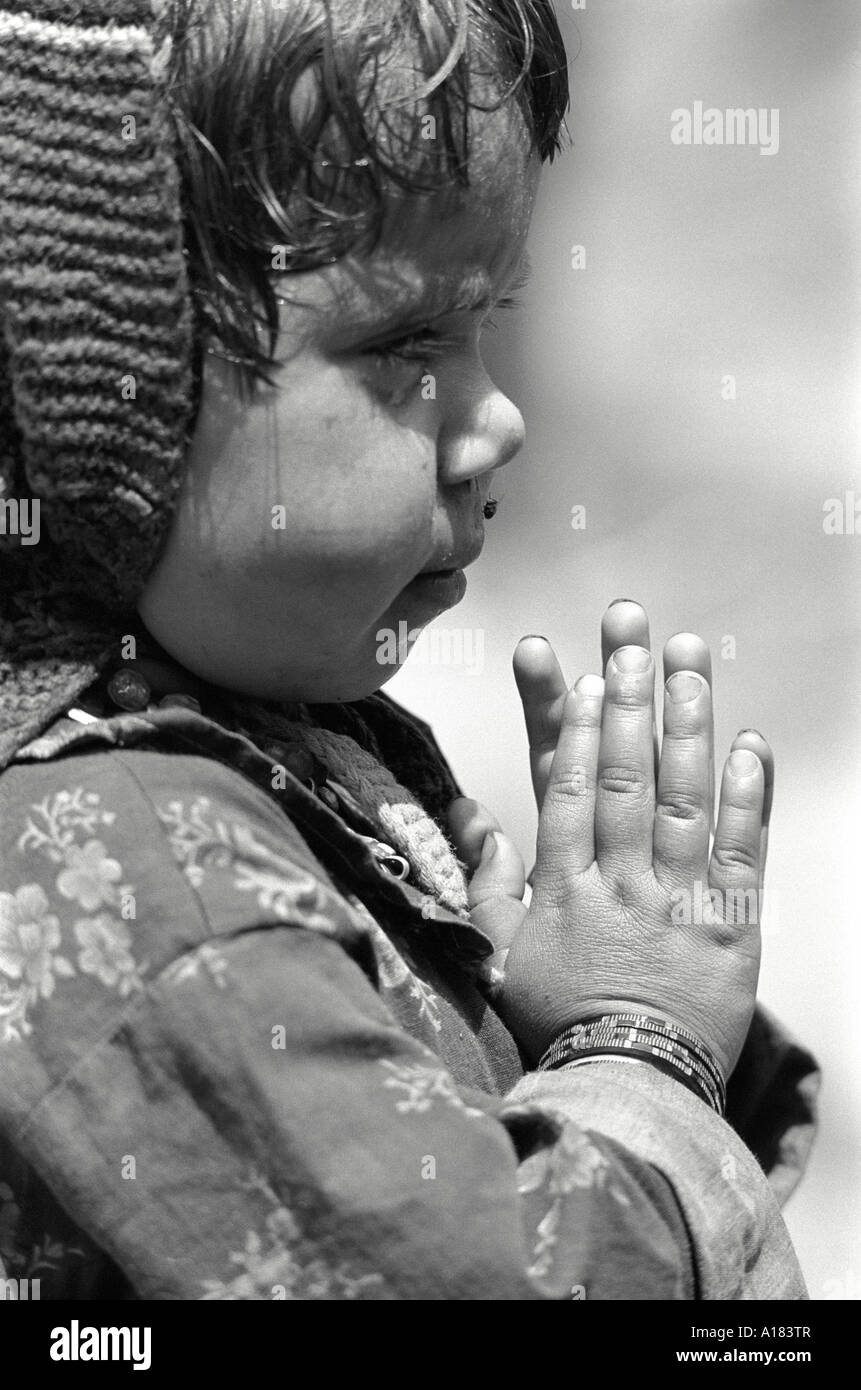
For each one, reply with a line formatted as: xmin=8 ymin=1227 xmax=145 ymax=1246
xmin=1 ymin=789 xmax=143 ymax=1041
xmin=74 ymin=915 xmax=144 ymax=996
xmin=552 ymin=1127 xmax=614 ymax=1194
xmin=158 ymin=797 xmax=340 ymax=934
xmin=0 ymin=885 xmax=67 ymax=998
xmin=156 ymin=798 xmax=235 ymax=889
xmin=379 ymin=1059 xmax=484 ymax=1118
xmin=199 ymin=1222 xmax=383 ymax=1300
xmin=518 ymin=1125 xmax=631 ymax=1280
xmin=231 ymin=861 xmax=334 ymax=932
xmin=368 ymin=922 xmax=411 ymax=988
xmin=199 ymin=1171 xmax=384 ymax=1300
xmin=362 ymin=917 xmax=444 ymax=1033
xmin=163 ymin=942 xmax=230 ymax=990
xmin=56 ymin=840 xmax=122 ymax=912
xmin=17 ymin=790 xmax=114 ymax=865
xmin=518 ymin=1125 xmax=623 ymax=1199
xmin=528 ymin=1205 xmax=562 ymax=1280
xmin=0 ymin=885 xmax=74 ymax=1042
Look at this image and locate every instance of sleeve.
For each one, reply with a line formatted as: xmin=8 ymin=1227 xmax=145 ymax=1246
xmin=506 ymin=1065 xmax=808 ymax=1300
xmin=0 ymin=748 xmax=805 ymax=1300
xmin=726 ymin=1005 xmax=820 ymax=1207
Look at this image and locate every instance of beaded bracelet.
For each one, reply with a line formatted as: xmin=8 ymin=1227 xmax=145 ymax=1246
xmin=552 ymin=1051 xmax=718 ymax=1109
xmin=549 ymin=1017 xmax=725 ymax=1105
xmin=537 ymin=1013 xmax=727 ymax=1116
xmin=538 ymin=1013 xmax=726 ymax=1113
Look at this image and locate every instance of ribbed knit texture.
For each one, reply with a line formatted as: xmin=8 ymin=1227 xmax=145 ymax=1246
xmin=229 ymin=701 xmax=469 ymax=916
xmin=0 ymin=1 xmax=470 ymax=917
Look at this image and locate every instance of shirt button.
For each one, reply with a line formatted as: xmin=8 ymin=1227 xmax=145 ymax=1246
xmin=368 ymin=840 xmax=411 ymax=881
xmin=106 ymin=669 xmax=151 ymax=711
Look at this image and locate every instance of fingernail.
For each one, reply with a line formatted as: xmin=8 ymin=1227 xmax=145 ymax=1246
xmin=519 ymin=634 xmax=548 ymax=644
xmin=611 ymin=645 xmax=651 ymax=673
xmin=575 ymin=673 xmax=604 ymax=696
xmin=609 ymin=597 xmax=637 ymax=607
xmin=737 ymin=728 xmax=764 ymax=739
xmin=728 ymin=748 xmax=760 ymax=777
xmin=480 ymin=832 xmax=498 ymax=862
xmin=666 ymin=671 xmax=705 ymax=703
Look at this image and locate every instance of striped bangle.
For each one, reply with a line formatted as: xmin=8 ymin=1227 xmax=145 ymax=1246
xmin=537 ymin=1013 xmax=727 ymax=1116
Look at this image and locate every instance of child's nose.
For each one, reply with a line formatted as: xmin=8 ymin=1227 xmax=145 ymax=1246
xmin=436 ymin=371 xmax=526 ymax=485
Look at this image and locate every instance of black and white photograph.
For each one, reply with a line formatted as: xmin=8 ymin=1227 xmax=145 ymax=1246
xmin=0 ymin=0 xmax=857 ymax=1355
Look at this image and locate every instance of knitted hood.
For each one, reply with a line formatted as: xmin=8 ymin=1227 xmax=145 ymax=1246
xmin=0 ymin=0 xmax=194 ymax=770
xmin=0 ymin=0 xmax=474 ymax=920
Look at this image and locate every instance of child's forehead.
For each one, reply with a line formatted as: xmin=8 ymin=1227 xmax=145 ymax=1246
xmin=378 ymin=105 xmax=539 ymax=255
xmin=271 ymin=99 xmax=538 ymax=329
xmin=384 ymin=183 xmax=535 ymax=289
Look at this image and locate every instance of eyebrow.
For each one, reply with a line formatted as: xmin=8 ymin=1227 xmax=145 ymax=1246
xmin=273 ymin=249 xmax=534 ymax=346
xmin=338 ymin=248 xmax=534 ymax=333
xmin=416 ymin=249 xmax=533 ymax=317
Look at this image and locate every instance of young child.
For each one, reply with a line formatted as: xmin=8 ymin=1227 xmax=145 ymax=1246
xmin=0 ymin=0 xmax=816 ymax=1300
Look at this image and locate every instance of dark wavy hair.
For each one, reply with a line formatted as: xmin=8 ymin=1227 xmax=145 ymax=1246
xmin=164 ymin=0 xmax=570 ymax=399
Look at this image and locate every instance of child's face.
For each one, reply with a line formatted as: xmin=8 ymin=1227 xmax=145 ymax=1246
xmin=138 ymin=103 xmax=538 ymax=703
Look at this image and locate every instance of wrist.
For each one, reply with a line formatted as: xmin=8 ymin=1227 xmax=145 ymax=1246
xmin=537 ymin=1012 xmax=727 ymax=1116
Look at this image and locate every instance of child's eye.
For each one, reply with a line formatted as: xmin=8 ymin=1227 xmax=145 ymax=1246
xmin=364 ymin=295 xmax=522 ymax=371
xmin=365 ymin=328 xmax=459 ymax=369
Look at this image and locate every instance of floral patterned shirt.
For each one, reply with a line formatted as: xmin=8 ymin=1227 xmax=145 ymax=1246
xmin=0 ymin=695 xmax=817 ymax=1299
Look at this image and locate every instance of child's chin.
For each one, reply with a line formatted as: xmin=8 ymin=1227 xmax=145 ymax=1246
xmin=400 ymin=568 xmax=467 ymax=614
xmin=292 ymin=656 xmax=409 ymax=705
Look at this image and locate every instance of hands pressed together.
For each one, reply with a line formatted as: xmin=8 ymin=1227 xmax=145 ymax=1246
xmin=448 ymin=600 xmax=774 ymax=1084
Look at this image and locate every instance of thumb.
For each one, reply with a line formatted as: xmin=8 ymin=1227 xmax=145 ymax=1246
xmin=447 ymin=797 xmax=527 ymax=953
xmin=467 ymin=830 xmax=528 ymax=954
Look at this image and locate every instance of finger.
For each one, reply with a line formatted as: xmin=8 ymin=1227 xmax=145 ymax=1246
xmin=664 ymin=632 xmax=714 ymax=830
xmin=447 ymin=799 xmax=528 ymax=954
xmin=709 ymin=748 xmax=765 ymax=931
xmin=653 ymin=670 xmax=712 ymax=890
xmin=466 ymin=830 xmax=527 ymax=954
xmin=447 ymin=796 xmax=504 ymax=871
xmin=601 ymin=600 xmax=658 ymax=780
xmin=729 ymin=730 xmax=774 ymax=893
xmin=729 ymin=730 xmax=773 ymax=825
xmin=536 ymin=673 xmax=604 ymax=877
xmin=662 ymin=632 xmax=712 ymax=685
xmin=595 ymin=647 xmax=656 ymax=879
xmin=513 ymin=636 xmax=568 ymax=810
xmin=601 ymin=600 xmax=651 ymax=672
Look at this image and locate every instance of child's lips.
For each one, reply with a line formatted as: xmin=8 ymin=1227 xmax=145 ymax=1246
xmin=402 ymin=568 xmax=468 ymax=608
xmin=419 ymin=535 xmax=485 ymax=577
xmin=398 ymin=536 xmax=482 ymax=608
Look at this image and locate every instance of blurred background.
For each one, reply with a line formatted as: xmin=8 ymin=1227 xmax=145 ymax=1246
xmin=389 ymin=0 xmax=861 ymax=1297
